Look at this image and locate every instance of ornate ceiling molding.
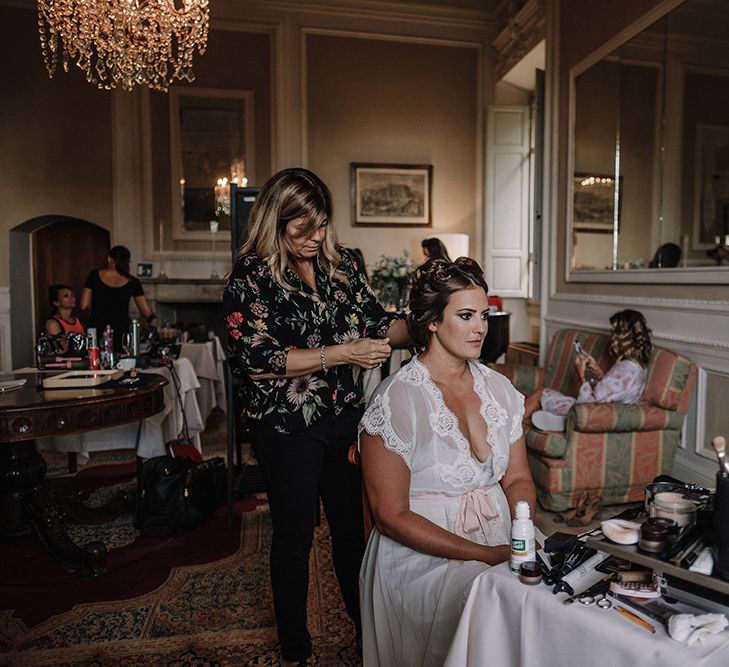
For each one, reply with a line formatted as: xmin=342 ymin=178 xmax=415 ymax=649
xmin=492 ymin=0 xmax=545 ymax=81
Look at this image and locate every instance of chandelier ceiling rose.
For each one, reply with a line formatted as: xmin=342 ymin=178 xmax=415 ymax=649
xmin=37 ymin=0 xmax=210 ymax=92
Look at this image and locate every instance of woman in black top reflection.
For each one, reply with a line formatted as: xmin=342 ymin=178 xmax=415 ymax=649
xmin=421 ymin=237 xmax=451 ymax=262
xmin=80 ymin=245 xmax=155 ymax=350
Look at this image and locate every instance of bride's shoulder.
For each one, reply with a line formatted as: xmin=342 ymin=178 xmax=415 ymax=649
xmin=370 ymin=357 xmax=428 ymax=401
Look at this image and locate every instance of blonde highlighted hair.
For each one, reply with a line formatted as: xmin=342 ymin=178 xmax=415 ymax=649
xmin=238 ymin=168 xmax=347 ymax=290
xmin=609 ymin=309 xmax=653 ymax=365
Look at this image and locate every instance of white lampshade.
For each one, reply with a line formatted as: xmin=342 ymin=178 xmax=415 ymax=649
xmin=433 ymin=233 xmax=470 ymax=260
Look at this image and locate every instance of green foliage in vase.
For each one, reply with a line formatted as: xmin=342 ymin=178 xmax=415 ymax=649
xmin=369 ymin=251 xmax=417 ymax=310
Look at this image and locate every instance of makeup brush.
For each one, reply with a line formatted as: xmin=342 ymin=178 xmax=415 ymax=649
xmin=711 ymin=436 xmax=729 ymax=477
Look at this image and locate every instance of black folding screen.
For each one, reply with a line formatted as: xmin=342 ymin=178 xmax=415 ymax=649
xmin=229 ymin=184 xmax=260 ymax=264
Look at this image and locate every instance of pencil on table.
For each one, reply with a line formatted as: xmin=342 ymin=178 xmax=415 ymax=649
xmin=615 ymin=605 xmax=656 ymax=633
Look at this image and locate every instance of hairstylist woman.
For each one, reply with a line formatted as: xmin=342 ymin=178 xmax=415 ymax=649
xmin=80 ymin=245 xmax=154 ymax=351
xmin=223 ymin=167 xmax=409 ymax=666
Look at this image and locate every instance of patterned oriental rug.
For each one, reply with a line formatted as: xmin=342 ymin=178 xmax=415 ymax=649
xmin=0 ymin=464 xmax=362 ymax=666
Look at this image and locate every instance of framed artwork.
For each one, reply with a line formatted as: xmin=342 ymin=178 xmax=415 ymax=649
xmin=692 ymin=123 xmax=729 ymax=249
xmin=351 ymin=163 xmax=432 ymax=226
xmin=572 ymin=173 xmax=619 ymax=233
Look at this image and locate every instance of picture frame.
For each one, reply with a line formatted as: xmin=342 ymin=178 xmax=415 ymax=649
xmin=351 ymin=163 xmax=432 ymax=227
xmin=572 ymin=173 xmax=620 ymax=233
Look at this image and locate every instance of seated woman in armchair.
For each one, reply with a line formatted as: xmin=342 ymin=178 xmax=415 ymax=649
xmin=524 ymin=309 xmax=653 ymax=432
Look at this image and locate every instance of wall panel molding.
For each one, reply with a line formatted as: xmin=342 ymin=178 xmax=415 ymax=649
xmin=0 ymin=288 xmax=10 ymax=372
xmin=217 ymin=0 xmax=493 ymax=30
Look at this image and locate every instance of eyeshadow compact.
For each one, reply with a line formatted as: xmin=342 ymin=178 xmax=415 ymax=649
xmin=519 ymin=561 xmax=543 ymax=585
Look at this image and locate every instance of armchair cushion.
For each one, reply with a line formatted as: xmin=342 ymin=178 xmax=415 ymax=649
xmin=571 ymin=402 xmax=685 ymax=433
xmin=643 ymin=349 xmax=696 ymax=411
xmin=526 ymin=429 xmax=568 ymax=458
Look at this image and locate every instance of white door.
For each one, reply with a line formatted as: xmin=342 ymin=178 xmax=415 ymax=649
xmin=485 ymin=105 xmax=531 ymax=298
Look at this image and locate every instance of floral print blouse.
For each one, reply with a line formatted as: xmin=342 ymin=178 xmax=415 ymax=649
xmin=223 ymin=247 xmax=400 ymax=435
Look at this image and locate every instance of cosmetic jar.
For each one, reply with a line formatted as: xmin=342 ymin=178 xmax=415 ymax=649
xmin=650 ymin=492 xmax=697 ymax=528
xmin=646 ymin=516 xmax=678 ymax=536
xmin=639 ymin=522 xmax=668 ymax=553
xmin=644 ymin=481 xmax=683 ymax=513
xmin=519 ymin=561 xmax=542 ymax=585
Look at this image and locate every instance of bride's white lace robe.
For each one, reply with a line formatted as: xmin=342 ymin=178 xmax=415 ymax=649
xmin=358 ymin=356 xmax=525 ymax=667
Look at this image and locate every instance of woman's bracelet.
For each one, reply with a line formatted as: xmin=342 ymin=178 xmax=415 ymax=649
xmin=320 ymin=346 xmax=327 ymax=372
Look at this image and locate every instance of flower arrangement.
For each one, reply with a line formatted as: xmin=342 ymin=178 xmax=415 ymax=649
xmin=369 ymin=251 xmax=418 ymax=310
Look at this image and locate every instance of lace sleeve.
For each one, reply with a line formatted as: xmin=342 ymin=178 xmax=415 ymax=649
xmin=359 ymin=380 xmax=415 ymax=467
xmin=504 ymin=387 xmax=524 ymax=444
xmin=482 ymin=364 xmax=525 ymax=445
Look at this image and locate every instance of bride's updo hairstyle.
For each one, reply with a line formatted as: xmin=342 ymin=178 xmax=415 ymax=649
xmin=408 ymin=257 xmax=488 ymax=352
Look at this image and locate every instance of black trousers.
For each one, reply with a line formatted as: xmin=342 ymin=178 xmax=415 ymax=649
xmin=250 ymin=408 xmax=365 ymax=662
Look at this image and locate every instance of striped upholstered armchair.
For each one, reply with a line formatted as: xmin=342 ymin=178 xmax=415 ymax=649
xmin=491 ymin=329 xmax=697 ymax=512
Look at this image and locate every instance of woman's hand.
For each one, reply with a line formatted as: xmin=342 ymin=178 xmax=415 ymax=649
xmin=574 ymin=354 xmax=587 ymax=382
xmin=585 ymin=354 xmax=603 ymax=379
xmin=346 ymin=337 xmax=392 ymax=369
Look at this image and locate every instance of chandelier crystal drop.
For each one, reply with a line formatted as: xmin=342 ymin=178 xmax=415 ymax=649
xmin=37 ymin=0 xmax=210 ymax=92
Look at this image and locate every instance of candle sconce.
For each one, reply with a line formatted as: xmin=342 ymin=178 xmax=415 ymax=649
xmin=210 ymin=219 xmax=220 ymax=279
xmin=157 ymin=219 xmax=168 ymax=279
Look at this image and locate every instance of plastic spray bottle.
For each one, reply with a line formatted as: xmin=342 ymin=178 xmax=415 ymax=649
xmin=510 ymin=500 xmax=536 ymax=575
xmin=101 ymin=324 xmax=114 ymax=368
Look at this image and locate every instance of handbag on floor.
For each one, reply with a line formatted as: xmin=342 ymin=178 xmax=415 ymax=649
xmin=138 ymin=453 xmax=226 ymax=537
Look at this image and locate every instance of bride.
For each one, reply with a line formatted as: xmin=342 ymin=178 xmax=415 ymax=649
xmin=359 ymin=257 xmax=536 ymax=667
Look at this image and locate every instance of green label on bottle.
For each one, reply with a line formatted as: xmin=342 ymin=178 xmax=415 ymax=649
xmin=512 ymin=538 xmax=526 ymax=552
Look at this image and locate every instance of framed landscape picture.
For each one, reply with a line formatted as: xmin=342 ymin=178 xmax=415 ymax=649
xmin=351 ymin=163 xmax=432 ymax=226
xmin=572 ymin=173 xmax=619 ymax=232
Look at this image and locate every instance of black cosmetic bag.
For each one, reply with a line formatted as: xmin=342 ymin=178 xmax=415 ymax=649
xmin=138 ymin=455 xmax=226 ymax=537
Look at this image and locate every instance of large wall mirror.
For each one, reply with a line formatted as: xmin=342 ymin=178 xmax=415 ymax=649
xmin=170 ymin=87 xmax=255 ymax=241
xmin=568 ymin=0 xmax=729 ymax=283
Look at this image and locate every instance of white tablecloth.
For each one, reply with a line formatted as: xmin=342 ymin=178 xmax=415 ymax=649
xmin=38 ymin=357 xmax=205 ymax=459
xmin=178 ymin=337 xmax=227 ymax=420
xmin=444 ymin=562 xmax=729 ymax=667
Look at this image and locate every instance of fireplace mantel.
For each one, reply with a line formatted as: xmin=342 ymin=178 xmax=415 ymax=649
xmin=140 ymin=278 xmax=225 ymax=304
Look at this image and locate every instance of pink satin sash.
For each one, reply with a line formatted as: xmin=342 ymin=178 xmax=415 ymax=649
xmin=412 ymin=486 xmax=501 ymax=539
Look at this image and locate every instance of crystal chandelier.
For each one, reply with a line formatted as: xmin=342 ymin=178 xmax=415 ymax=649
xmin=37 ymin=0 xmax=210 ymax=92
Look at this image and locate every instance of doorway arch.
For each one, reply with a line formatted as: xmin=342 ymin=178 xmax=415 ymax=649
xmin=10 ymin=217 xmax=110 ymax=368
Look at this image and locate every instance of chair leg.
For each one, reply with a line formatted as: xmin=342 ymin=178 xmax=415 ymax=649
xmin=226 ymin=394 xmax=235 ymax=532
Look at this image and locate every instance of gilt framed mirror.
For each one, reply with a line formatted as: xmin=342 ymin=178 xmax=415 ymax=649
xmin=566 ymin=0 xmax=729 ymax=284
xmin=169 ymin=87 xmax=255 ymax=242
